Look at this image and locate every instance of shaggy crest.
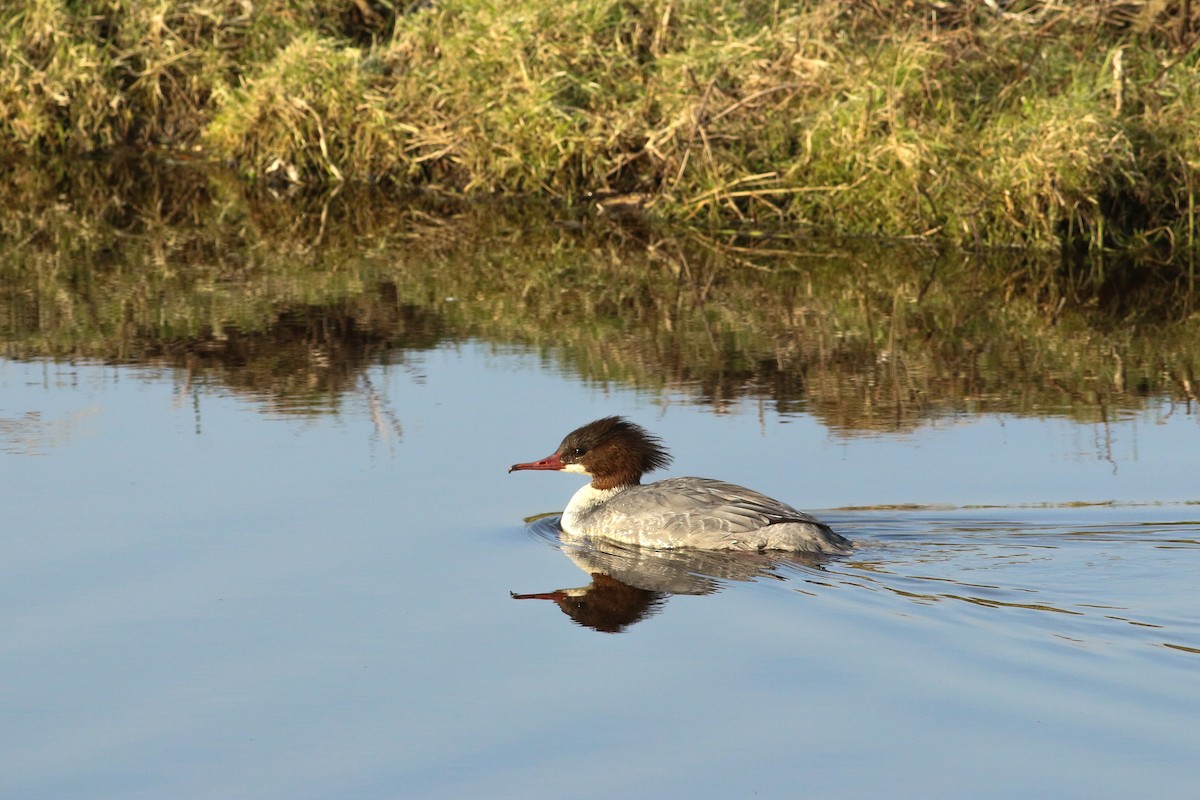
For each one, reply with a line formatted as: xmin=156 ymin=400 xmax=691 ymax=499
xmin=558 ymin=416 xmax=672 ymax=483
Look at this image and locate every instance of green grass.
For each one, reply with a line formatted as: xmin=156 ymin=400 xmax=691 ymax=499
xmin=3 ymin=1 xmax=1200 ymax=253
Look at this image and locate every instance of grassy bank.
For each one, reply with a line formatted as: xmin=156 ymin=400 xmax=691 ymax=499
xmin=3 ymin=1 xmax=1200 ymax=251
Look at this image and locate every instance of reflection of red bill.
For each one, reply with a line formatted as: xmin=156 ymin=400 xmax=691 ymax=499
xmin=509 ymin=590 xmax=568 ymax=601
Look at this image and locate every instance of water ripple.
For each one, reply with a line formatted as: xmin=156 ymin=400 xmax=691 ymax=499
xmin=519 ymin=509 xmax=1200 ymax=654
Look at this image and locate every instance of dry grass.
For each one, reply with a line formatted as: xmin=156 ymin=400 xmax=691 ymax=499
xmin=3 ymin=1 xmax=1200 ymax=251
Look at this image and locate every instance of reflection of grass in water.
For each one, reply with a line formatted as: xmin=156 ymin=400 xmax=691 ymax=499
xmin=0 ymin=160 xmax=1197 ymax=431
xmin=0 ymin=406 xmax=100 ymax=455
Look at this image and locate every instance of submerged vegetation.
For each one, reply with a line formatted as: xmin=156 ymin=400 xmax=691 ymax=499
xmin=3 ymin=1 xmax=1200 ymax=252
xmin=1 ymin=160 xmax=1196 ymax=431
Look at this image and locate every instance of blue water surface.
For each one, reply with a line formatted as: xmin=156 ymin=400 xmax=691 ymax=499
xmin=1 ymin=347 xmax=1198 ymax=800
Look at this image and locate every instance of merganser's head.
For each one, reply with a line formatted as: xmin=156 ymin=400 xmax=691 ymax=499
xmin=509 ymin=416 xmax=673 ymax=489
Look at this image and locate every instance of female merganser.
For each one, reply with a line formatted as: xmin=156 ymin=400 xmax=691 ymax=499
xmin=509 ymin=416 xmax=851 ymax=554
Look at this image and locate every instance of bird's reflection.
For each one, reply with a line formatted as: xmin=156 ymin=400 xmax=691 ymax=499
xmin=511 ymin=573 xmax=666 ymax=633
xmin=512 ymin=516 xmax=838 ymax=632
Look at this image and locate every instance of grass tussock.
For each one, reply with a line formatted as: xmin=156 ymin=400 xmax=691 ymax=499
xmin=3 ymin=1 xmax=1200 ymax=251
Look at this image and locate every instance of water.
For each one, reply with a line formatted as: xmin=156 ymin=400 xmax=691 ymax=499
xmin=1 ymin=345 xmax=1197 ymax=800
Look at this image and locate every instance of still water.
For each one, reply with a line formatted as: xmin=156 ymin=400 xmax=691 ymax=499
xmin=1 ymin=344 xmax=1197 ymax=799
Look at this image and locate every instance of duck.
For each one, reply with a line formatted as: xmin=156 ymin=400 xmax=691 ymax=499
xmin=509 ymin=416 xmax=851 ymax=553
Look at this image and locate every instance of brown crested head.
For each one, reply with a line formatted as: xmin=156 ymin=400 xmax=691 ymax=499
xmin=556 ymin=416 xmax=672 ymax=489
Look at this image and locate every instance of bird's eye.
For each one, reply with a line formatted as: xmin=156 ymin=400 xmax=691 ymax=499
xmin=572 ymin=447 xmax=587 ymax=456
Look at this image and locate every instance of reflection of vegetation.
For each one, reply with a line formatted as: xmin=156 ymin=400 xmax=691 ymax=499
xmin=165 ymin=293 xmax=443 ymax=414
xmin=0 ymin=160 xmax=1197 ymax=432
xmin=0 ymin=406 xmax=99 ymax=455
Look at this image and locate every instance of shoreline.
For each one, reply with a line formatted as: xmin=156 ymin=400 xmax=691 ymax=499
xmin=3 ymin=1 xmax=1200 ymax=252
